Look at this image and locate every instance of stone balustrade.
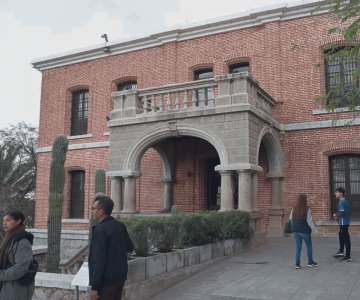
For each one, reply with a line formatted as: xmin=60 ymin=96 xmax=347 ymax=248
xmin=110 ymin=73 xmax=276 ymax=123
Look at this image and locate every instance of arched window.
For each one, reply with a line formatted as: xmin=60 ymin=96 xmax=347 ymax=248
xmin=229 ymin=62 xmax=250 ymax=74
xmin=117 ymin=80 xmax=137 ymax=91
xmin=325 ymin=47 xmax=359 ymax=107
xmin=71 ymin=89 xmax=89 ymax=136
xmin=330 ymin=154 xmax=360 ymax=219
xmin=69 ymin=170 xmax=85 ymax=218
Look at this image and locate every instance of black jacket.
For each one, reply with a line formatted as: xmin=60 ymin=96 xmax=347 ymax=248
xmin=88 ymin=216 xmax=134 ymax=291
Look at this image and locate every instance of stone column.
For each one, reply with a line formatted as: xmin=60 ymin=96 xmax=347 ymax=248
xmin=251 ymin=171 xmax=259 ymax=211
xmin=237 ymin=170 xmax=252 ymax=212
xmin=110 ymin=177 xmax=123 ymax=215
xmin=122 ymin=175 xmax=138 ymax=214
xmin=218 ymin=170 xmax=233 ymax=211
xmin=161 ymin=177 xmax=173 ymax=211
xmin=267 ymin=174 xmax=284 ymax=237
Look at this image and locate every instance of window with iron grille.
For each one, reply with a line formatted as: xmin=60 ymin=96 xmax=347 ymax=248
xmin=71 ymin=90 xmax=88 ymax=136
xmin=70 ymin=170 xmax=85 ymax=219
xmin=229 ymin=62 xmax=250 ymax=74
xmin=330 ymin=154 xmax=360 ymax=220
xmin=325 ymin=47 xmax=359 ymax=107
xmin=117 ymin=80 xmax=137 ymax=91
xmin=194 ymin=69 xmax=214 ymax=103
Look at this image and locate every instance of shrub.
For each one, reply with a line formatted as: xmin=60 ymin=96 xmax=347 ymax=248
xmin=120 ymin=210 xmax=251 ymax=256
xmin=123 ymin=218 xmax=151 ymax=257
xmin=149 ymin=216 xmax=181 ymax=252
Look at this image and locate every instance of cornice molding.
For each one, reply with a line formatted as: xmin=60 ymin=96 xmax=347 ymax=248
xmin=31 ymin=0 xmax=328 ymax=71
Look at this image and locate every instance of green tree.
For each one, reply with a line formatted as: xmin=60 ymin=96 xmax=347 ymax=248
xmin=314 ymin=0 xmax=360 ymax=112
xmin=0 ymin=122 xmax=37 ymax=229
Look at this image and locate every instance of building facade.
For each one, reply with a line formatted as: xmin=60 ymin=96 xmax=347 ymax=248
xmin=33 ymin=0 xmax=360 ymax=236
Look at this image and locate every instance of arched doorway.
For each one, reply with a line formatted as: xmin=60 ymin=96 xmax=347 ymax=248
xmin=136 ymin=136 xmax=221 ymax=213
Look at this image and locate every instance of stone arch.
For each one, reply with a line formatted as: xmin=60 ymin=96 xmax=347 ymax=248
xmin=256 ymin=126 xmax=283 ymax=174
xmin=123 ymin=124 xmax=228 ymax=173
xmin=256 ymin=126 xmax=284 ymax=237
xmin=152 ymin=146 xmax=172 ymax=180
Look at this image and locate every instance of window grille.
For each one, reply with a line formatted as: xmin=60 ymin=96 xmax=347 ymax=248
xmin=194 ymin=69 xmax=214 ymax=103
xmin=330 ymin=154 xmax=360 ymax=219
xmin=229 ymin=62 xmax=250 ymax=74
xmin=117 ymin=81 xmax=137 ymax=91
xmin=71 ymin=90 xmax=88 ymax=136
xmin=325 ymin=47 xmax=359 ymax=107
xmin=70 ymin=170 xmax=85 ymax=219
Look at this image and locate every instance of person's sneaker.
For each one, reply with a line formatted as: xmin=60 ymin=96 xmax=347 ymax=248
xmin=295 ymin=264 xmax=300 ymax=269
xmin=333 ymin=251 xmax=345 ymax=258
xmin=340 ymin=256 xmax=352 ymax=262
xmin=307 ymin=261 xmax=318 ymax=267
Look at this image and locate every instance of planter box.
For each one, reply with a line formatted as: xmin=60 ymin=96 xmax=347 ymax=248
xmin=224 ymin=239 xmax=235 ymax=256
xmin=212 ymin=242 xmax=225 ymax=259
xmin=127 ymin=257 xmax=146 ymax=284
xmin=166 ymin=251 xmax=185 ymax=273
xmin=145 ymin=254 xmax=167 ymax=279
xmin=184 ymin=247 xmax=200 ymax=267
xmin=199 ymin=244 xmax=213 ymax=263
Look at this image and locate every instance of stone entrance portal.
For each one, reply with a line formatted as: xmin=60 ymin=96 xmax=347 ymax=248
xmin=107 ymin=73 xmax=284 ymax=235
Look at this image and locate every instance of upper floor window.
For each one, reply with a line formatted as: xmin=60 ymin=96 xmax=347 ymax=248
xmin=117 ymin=80 xmax=137 ymax=91
xmin=229 ymin=62 xmax=250 ymax=74
xmin=325 ymin=47 xmax=359 ymax=107
xmin=71 ymin=90 xmax=88 ymax=136
xmin=194 ymin=69 xmax=214 ymax=80
xmin=194 ymin=68 xmax=214 ymax=103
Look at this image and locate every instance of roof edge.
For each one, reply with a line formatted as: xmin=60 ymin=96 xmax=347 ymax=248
xmin=31 ymin=0 xmax=328 ymax=71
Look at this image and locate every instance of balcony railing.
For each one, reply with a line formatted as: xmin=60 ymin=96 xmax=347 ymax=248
xmin=110 ymin=73 xmax=276 ymax=122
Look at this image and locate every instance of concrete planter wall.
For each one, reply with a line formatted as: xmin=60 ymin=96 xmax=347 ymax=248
xmin=34 ymin=236 xmax=263 ymax=300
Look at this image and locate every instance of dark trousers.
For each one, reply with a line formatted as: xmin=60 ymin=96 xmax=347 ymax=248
xmin=99 ymin=280 xmax=125 ymax=300
xmin=339 ymin=225 xmax=351 ymax=258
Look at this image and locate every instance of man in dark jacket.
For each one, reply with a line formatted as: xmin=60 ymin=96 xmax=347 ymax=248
xmin=89 ymin=194 xmax=134 ymax=300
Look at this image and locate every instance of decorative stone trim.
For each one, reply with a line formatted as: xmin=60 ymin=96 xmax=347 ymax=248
xmin=321 ymin=141 xmax=360 ymax=156
xmin=67 ymin=134 xmax=93 ymax=140
xmin=284 ymin=118 xmax=360 ymax=131
xmin=36 ymin=141 xmax=110 ymax=153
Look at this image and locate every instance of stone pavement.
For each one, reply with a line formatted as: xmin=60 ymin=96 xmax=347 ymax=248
xmin=150 ymin=236 xmax=360 ymax=300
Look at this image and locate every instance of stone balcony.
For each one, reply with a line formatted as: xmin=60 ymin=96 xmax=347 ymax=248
xmin=108 ymin=73 xmax=277 ymax=127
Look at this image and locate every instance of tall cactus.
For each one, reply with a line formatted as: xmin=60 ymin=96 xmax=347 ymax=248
xmin=95 ymin=169 xmax=106 ymax=194
xmin=46 ymin=135 xmax=68 ymax=273
xmin=88 ymin=170 xmax=106 ymax=248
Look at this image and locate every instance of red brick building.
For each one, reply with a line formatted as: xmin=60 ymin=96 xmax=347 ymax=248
xmin=32 ymin=0 xmax=360 ymax=236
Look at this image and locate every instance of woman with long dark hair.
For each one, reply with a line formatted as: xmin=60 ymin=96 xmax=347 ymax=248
xmin=0 ymin=210 xmax=34 ymax=299
xmin=290 ymin=194 xmax=319 ymax=269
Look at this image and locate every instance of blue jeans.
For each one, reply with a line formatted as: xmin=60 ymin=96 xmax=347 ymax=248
xmin=293 ymin=232 xmax=313 ymax=265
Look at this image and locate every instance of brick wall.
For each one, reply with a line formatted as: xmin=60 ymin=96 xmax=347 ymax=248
xmin=35 ymin=11 xmax=359 ymax=230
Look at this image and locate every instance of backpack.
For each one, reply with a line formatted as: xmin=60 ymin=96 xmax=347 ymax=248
xmin=10 ymin=231 xmax=38 ymax=286
xmin=16 ymin=258 xmax=38 ymax=286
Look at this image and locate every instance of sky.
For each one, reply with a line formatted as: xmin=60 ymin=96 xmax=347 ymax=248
xmin=0 ymin=0 xmax=297 ymax=129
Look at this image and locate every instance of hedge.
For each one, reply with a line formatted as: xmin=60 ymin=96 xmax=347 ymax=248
xmin=121 ymin=211 xmax=251 ymax=257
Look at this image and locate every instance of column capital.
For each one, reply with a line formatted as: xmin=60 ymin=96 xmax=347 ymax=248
xmin=107 ymin=170 xmax=141 ymax=178
xmin=215 ymin=163 xmax=263 ymax=172
xmin=161 ymin=177 xmax=172 ymax=183
xmin=266 ymin=172 xmax=284 ymax=179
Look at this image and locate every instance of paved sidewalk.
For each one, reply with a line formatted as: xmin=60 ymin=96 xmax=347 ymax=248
xmin=150 ymin=236 xmax=360 ymax=300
